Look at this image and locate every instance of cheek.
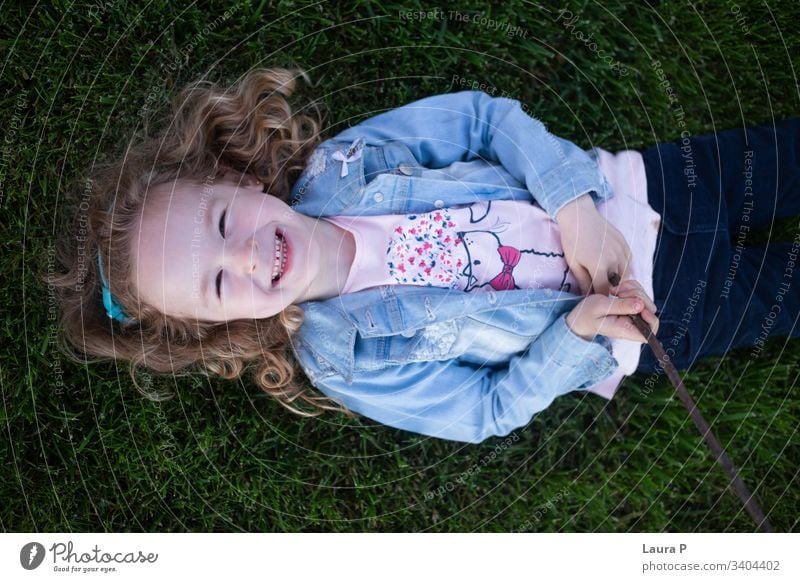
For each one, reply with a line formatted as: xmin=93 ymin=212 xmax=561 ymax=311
xmin=241 ymin=200 xmax=274 ymax=225
xmin=237 ymin=212 xmax=259 ymax=230
xmin=226 ymin=276 xmax=265 ymax=304
xmin=133 ymin=267 xmax=164 ymax=308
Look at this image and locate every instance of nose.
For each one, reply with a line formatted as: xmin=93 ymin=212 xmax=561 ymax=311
xmin=225 ymin=236 xmax=258 ymax=275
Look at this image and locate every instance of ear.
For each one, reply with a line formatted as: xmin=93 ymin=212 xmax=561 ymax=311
xmin=241 ymin=174 xmax=263 ymax=189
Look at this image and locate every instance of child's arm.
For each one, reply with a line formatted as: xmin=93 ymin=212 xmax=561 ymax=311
xmin=304 ymin=314 xmax=617 ymax=444
xmin=328 ymin=90 xmax=613 ymax=221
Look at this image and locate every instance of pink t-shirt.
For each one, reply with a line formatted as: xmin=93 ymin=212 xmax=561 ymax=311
xmin=324 ymin=149 xmax=660 ymax=400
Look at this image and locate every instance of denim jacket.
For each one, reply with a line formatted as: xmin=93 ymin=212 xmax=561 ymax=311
xmin=288 ymin=90 xmax=620 ymax=444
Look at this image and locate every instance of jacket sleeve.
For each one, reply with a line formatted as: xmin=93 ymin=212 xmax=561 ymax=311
xmin=328 ymin=90 xmax=613 ymax=220
xmin=307 ymin=313 xmax=618 ymax=444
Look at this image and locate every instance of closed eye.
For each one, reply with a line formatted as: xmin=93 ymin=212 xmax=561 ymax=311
xmin=218 ymin=208 xmax=227 ymax=238
xmin=216 ymin=270 xmax=223 ymax=300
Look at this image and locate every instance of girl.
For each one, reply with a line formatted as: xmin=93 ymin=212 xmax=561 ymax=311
xmin=53 ymin=67 xmax=800 ymax=444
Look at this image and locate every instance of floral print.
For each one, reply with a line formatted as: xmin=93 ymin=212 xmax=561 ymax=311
xmin=387 ymin=210 xmax=464 ymax=287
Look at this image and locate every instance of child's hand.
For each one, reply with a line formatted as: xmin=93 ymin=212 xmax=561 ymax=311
xmin=555 ymin=195 xmax=632 ymax=297
xmin=609 ymin=278 xmax=656 ymax=313
xmin=610 ymin=278 xmax=660 ymax=338
xmin=565 ymin=282 xmax=660 ymax=343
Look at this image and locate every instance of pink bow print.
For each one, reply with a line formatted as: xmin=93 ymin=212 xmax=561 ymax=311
xmin=488 ymin=246 xmax=521 ymax=291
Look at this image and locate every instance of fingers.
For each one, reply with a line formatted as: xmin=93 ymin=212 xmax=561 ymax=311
xmin=591 ymin=295 xmax=644 ymax=319
xmin=596 ymin=314 xmax=648 ymax=343
xmin=603 ymin=307 xmax=660 ymax=343
xmin=584 ymin=292 xmax=660 ymax=343
xmin=614 ymin=312 xmax=658 ymax=343
xmin=612 ymin=288 xmax=656 ymax=315
xmin=574 ymin=294 xmax=658 ymax=343
xmin=609 ymin=279 xmax=657 ymax=314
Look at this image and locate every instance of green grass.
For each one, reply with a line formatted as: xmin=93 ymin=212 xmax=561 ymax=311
xmin=2 ymin=0 xmax=798 ymax=532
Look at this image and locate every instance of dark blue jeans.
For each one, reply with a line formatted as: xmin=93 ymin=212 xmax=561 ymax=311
xmin=636 ymin=117 xmax=800 ymax=374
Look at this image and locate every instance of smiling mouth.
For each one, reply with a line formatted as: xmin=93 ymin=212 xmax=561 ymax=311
xmin=271 ymin=231 xmax=288 ymax=286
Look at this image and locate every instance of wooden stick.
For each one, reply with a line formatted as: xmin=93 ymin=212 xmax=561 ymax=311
xmin=608 ymin=272 xmax=772 ymax=532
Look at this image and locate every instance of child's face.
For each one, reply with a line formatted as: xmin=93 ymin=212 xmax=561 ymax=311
xmin=134 ymin=176 xmax=314 ymax=322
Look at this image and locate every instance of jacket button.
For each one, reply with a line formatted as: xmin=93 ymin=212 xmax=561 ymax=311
xmin=373 ymin=192 xmax=384 ymax=203
xmin=434 ymin=199 xmax=444 ymax=208
xmin=398 ymin=163 xmax=413 ymax=176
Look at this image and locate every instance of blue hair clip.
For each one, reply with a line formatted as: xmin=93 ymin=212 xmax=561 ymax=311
xmin=97 ymin=253 xmax=135 ymax=324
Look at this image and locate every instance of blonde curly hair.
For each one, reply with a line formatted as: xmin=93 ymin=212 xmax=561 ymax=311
xmin=51 ymin=67 xmax=355 ymax=418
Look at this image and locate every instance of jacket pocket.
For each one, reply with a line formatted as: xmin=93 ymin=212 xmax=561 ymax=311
xmin=362 ymin=141 xmax=420 ymax=181
xmin=291 ymin=140 xmax=367 ymax=212
xmin=352 ymin=320 xmax=464 ymax=372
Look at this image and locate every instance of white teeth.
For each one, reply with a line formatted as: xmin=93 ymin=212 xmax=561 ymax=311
xmin=271 ymin=233 xmax=286 ymax=281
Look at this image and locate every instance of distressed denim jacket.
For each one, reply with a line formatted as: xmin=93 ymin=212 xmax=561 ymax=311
xmin=288 ymin=90 xmax=620 ymax=444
